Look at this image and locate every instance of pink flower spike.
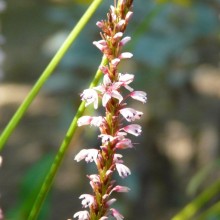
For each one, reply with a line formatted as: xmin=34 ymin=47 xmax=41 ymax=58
xmin=110 ymin=208 xmax=124 ymax=220
xmin=74 ymin=149 xmax=99 ymax=163
xmin=115 ymin=163 xmax=131 ymax=178
xmin=119 ymin=52 xmax=133 ymax=59
xmin=119 ymin=108 xmax=143 ymax=122
xmin=81 ymin=88 xmax=99 ymax=109
xmin=115 ymin=138 xmax=133 ymax=149
xmin=122 ymin=124 xmax=142 ymax=136
xmin=120 ymin=36 xmax=131 ymax=46
xmin=73 ymin=210 xmax=90 ymax=220
xmin=130 ymin=91 xmax=147 ymax=103
xmin=77 ymin=116 xmax=92 ymax=127
xmin=79 ymin=194 xmax=94 ymax=208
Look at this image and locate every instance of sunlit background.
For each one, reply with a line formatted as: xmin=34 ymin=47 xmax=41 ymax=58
xmin=1 ymin=0 xmax=220 ymax=219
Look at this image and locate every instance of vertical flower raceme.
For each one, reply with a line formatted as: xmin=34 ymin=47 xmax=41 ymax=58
xmin=74 ymin=0 xmax=147 ymax=219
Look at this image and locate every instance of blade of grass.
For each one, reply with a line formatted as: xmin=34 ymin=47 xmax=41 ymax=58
xmin=172 ymin=179 xmax=220 ymax=220
xmin=27 ymin=56 xmax=108 ymax=220
xmin=197 ymin=201 xmax=220 ymax=220
xmin=0 ymin=0 xmax=104 ymax=151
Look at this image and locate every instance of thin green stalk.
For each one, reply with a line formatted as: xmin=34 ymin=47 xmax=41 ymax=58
xmin=0 ymin=0 xmax=103 ymax=151
xmin=172 ymin=179 xmax=220 ymax=220
xmin=197 ymin=201 xmax=220 ymax=220
xmin=27 ymin=56 xmax=108 ymax=220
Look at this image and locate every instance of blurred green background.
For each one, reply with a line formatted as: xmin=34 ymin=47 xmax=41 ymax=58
xmin=1 ymin=0 xmax=220 ymax=219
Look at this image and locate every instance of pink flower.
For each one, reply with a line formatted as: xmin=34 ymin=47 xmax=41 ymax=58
xmin=77 ymin=116 xmax=92 ymax=126
xmin=110 ymin=5 xmax=117 ymax=21
xmin=95 ymin=75 xmax=123 ymax=107
xmin=106 ymin=198 xmax=117 ymax=206
xmin=96 ymin=21 xmax=104 ymax=28
xmin=119 ymin=108 xmax=143 ymax=122
xmin=121 ymin=124 xmax=142 ymax=136
xmin=118 ymin=73 xmax=134 ymax=85
xmin=113 ymin=32 xmax=123 ymax=40
xmin=81 ymin=88 xmax=99 ymax=109
xmin=99 ymin=65 xmax=109 ymax=74
xmin=88 ymin=174 xmax=100 ymax=183
xmin=120 ymin=36 xmax=131 ymax=46
xmin=0 ymin=208 xmax=3 ymax=220
xmin=110 ymin=208 xmax=124 ymax=220
xmin=115 ymin=163 xmax=131 ymax=178
xmin=0 ymin=156 xmax=2 ymax=167
xmin=115 ymin=138 xmax=133 ymax=149
xmin=73 ymin=210 xmax=90 ymax=220
xmin=116 ymin=19 xmax=125 ymax=29
xmin=93 ymin=40 xmax=107 ymax=52
xmin=90 ymin=116 xmax=104 ymax=127
xmin=99 ymin=134 xmax=116 ymax=144
xmin=74 ymin=149 xmax=99 ymax=163
xmin=100 ymin=217 xmax=108 ymax=220
xmin=125 ymin=11 xmax=133 ymax=23
xmin=110 ymin=185 xmax=130 ymax=194
xmin=119 ymin=52 xmax=133 ymax=59
xmin=111 ymin=58 xmax=120 ymax=67
xmin=118 ymin=73 xmax=134 ymax=91
xmin=130 ymin=91 xmax=147 ymax=103
xmin=77 ymin=116 xmax=104 ymax=127
xmin=114 ymin=154 xmax=123 ymax=163
xmin=79 ymin=194 xmax=94 ymax=208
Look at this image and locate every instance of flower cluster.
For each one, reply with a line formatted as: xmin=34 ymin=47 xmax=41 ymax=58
xmin=74 ymin=1 xmax=147 ymax=219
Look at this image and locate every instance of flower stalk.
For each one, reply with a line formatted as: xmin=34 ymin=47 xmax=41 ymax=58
xmin=74 ymin=0 xmax=147 ymax=219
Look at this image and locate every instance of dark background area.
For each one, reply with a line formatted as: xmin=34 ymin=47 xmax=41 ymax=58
xmin=1 ymin=0 xmax=220 ymax=219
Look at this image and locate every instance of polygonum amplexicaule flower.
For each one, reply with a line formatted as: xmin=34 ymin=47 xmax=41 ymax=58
xmin=74 ymin=0 xmax=147 ymax=219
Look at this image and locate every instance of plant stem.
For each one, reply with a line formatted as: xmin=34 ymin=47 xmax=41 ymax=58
xmin=0 ymin=0 xmax=103 ymax=151
xmin=27 ymin=56 xmax=108 ymax=220
xmin=172 ymin=179 xmax=220 ymax=220
xmin=197 ymin=201 xmax=220 ymax=220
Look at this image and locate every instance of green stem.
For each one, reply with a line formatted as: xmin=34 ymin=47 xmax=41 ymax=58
xmin=172 ymin=179 xmax=220 ymax=220
xmin=0 ymin=0 xmax=103 ymax=151
xmin=27 ymin=56 xmax=108 ymax=220
xmin=197 ymin=201 xmax=220 ymax=220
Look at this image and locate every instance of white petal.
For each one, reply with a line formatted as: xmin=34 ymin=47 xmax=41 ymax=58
xmin=111 ymin=90 xmax=123 ymax=103
xmin=115 ymin=163 xmax=131 ymax=178
xmin=102 ymin=93 xmax=111 ymax=107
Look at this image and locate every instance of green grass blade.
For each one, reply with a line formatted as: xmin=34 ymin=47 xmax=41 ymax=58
xmin=172 ymin=179 xmax=220 ymax=220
